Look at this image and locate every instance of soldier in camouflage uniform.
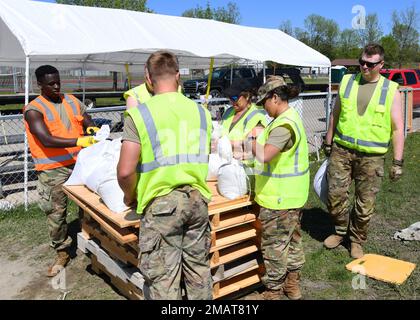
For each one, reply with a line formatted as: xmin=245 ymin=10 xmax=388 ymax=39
xmin=139 ymin=186 xmax=212 ymax=300
xmin=118 ymin=51 xmax=213 ymax=300
xmin=24 ymin=65 xmax=97 ymax=277
xmin=250 ymin=76 xmax=310 ymax=300
xmin=323 ymin=44 xmax=405 ymax=258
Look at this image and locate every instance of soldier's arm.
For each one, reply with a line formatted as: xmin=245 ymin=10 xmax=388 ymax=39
xmin=325 ymin=94 xmax=341 ymax=145
xmin=77 ymin=98 xmax=96 ymax=129
xmin=126 ymin=96 xmax=138 ymax=110
xmin=390 ymin=91 xmax=404 ymax=161
xmin=82 ymin=112 xmax=95 ymax=129
xmin=117 ymin=140 xmax=141 ymax=206
xmin=24 ymin=110 xmax=78 ymax=148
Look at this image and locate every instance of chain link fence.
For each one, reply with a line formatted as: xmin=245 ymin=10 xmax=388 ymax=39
xmin=0 ymin=89 xmax=416 ymax=209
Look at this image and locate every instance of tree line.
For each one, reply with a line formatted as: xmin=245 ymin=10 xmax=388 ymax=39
xmin=57 ymin=1 xmax=418 ymax=68
xmin=280 ymin=6 xmax=419 ymax=68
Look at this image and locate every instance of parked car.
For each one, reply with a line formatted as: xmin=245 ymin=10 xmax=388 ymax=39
xmin=380 ymin=69 xmax=420 ymax=108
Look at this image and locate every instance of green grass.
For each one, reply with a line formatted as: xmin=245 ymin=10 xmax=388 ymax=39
xmin=301 ymin=132 xmax=420 ymax=299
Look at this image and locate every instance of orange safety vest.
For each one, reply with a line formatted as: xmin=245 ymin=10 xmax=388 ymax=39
xmin=24 ymin=94 xmax=84 ymax=171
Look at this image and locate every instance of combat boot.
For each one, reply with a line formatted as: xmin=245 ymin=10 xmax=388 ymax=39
xmin=284 ymin=271 xmax=302 ymax=300
xmin=350 ymin=242 xmax=364 ymax=259
xmin=261 ymin=288 xmax=284 ymax=300
xmin=47 ymin=250 xmax=70 ymax=277
xmin=323 ymin=234 xmax=344 ymax=249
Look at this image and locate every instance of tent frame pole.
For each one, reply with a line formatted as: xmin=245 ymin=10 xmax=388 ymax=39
xmin=263 ymin=62 xmax=266 ymax=83
xmin=24 ymin=56 xmax=30 ymax=210
xmin=82 ymin=63 xmax=86 ymax=103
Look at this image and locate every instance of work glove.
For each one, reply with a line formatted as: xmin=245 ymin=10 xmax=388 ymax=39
xmin=86 ymin=126 xmax=100 ymax=135
xmin=76 ymin=136 xmax=98 ymax=148
xmin=322 ymin=142 xmax=332 ymax=157
xmin=389 ymin=159 xmax=403 ymax=182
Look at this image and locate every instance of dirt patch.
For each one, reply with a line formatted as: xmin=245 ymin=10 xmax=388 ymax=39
xmin=0 ymin=244 xmax=49 ymax=299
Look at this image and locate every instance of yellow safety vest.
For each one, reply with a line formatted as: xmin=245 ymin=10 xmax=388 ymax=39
xmin=221 ymin=104 xmax=268 ymax=141
xmin=124 ymin=83 xmax=183 ymax=103
xmin=127 ymin=92 xmax=212 ymax=214
xmin=254 ymin=107 xmax=309 ymax=210
xmin=334 ymin=73 xmax=399 ymax=154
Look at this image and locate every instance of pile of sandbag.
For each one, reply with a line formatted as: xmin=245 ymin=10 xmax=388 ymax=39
xmin=208 ymin=135 xmax=248 ymax=200
xmin=65 ymin=127 xmax=129 ymax=213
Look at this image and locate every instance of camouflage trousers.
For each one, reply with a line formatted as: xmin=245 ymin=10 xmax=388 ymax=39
xmin=327 ymin=143 xmax=385 ymax=244
xmin=138 ymin=186 xmax=212 ymax=300
xmin=259 ymin=207 xmax=305 ymax=291
xmin=37 ymin=166 xmax=74 ymax=252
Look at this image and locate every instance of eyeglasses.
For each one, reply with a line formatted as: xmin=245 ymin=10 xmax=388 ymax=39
xmin=260 ymin=93 xmax=273 ymax=106
xmin=229 ymin=95 xmax=239 ymax=102
xmin=358 ymin=58 xmax=382 ymax=69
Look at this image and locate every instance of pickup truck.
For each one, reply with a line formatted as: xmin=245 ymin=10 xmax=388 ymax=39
xmin=182 ymin=66 xmax=329 ymax=99
xmin=380 ymin=69 xmax=420 ymax=108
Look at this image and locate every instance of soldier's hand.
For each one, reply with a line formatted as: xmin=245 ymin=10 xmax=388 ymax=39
xmin=76 ymin=136 xmax=98 ymax=148
xmin=323 ymin=142 xmax=332 ymax=157
xmin=389 ymin=159 xmax=403 ymax=182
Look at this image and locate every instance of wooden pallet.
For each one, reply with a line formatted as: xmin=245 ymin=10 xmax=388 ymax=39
xmin=81 ymin=232 xmax=263 ymax=300
xmin=213 ymin=266 xmax=264 ymax=299
xmin=63 ymin=185 xmax=140 ymax=228
xmin=90 ymin=255 xmax=144 ymax=300
xmin=66 ymin=182 xmax=264 ymax=300
xmin=82 ymin=218 xmax=139 ymax=266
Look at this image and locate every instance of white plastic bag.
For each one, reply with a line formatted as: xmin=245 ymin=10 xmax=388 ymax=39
xmin=217 ymin=135 xmax=233 ymax=163
xmin=217 ymin=159 xmax=248 ymax=199
xmin=313 ymin=159 xmax=329 ymax=205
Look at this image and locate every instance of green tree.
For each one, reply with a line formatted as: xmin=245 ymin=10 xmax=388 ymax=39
xmin=182 ymin=1 xmax=241 ymax=24
xmin=279 ymin=20 xmax=293 ymax=36
xmin=380 ymin=35 xmax=400 ymax=67
xmin=56 ymin=0 xmax=153 ymax=13
xmin=357 ymin=14 xmax=383 ymax=47
xmin=302 ymin=14 xmax=340 ymax=60
xmin=391 ymin=5 xmax=420 ymax=68
xmin=336 ymin=29 xmax=360 ymax=58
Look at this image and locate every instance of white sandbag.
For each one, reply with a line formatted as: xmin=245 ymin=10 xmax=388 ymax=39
xmin=94 ymin=124 xmax=110 ymax=141
xmin=217 ymin=135 xmax=233 ymax=162
xmin=66 ymin=138 xmax=129 ymax=214
xmin=65 ymin=139 xmax=110 ymax=186
xmin=85 ymin=138 xmax=129 ymax=213
xmin=313 ymin=159 xmax=329 ymax=205
xmin=207 ymin=153 xmax=227 ymax=181
xmin=211 ymin=121 xmax=222 ymax=140
xmin=217 ymin=159 xmax=248 ymax=200
xmin=97 ymin=179 xmax=128 ymax=214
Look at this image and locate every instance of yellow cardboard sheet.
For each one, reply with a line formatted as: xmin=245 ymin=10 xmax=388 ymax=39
xmin=346 ymin=254 xmax=416 ymax=285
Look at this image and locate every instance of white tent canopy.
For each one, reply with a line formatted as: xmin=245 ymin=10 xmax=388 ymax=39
xmin=0 ymin=0 xmax=331 ymax=71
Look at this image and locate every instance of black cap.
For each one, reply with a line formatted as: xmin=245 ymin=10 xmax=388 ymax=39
xmin=222 ymin=78 xmax=256 ymax=98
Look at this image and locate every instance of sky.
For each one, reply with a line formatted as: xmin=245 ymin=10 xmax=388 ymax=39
xmin=34 ymin=0 xmax=417 ymax=35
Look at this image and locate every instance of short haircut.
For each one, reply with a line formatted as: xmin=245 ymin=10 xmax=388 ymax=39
xmin=146 ymin=51 xmax=179 ymax=81
xmin=362 ymin=43 xmax=385 ymax=60
xmin=35 ymin=65 xmax=59 ymax=82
